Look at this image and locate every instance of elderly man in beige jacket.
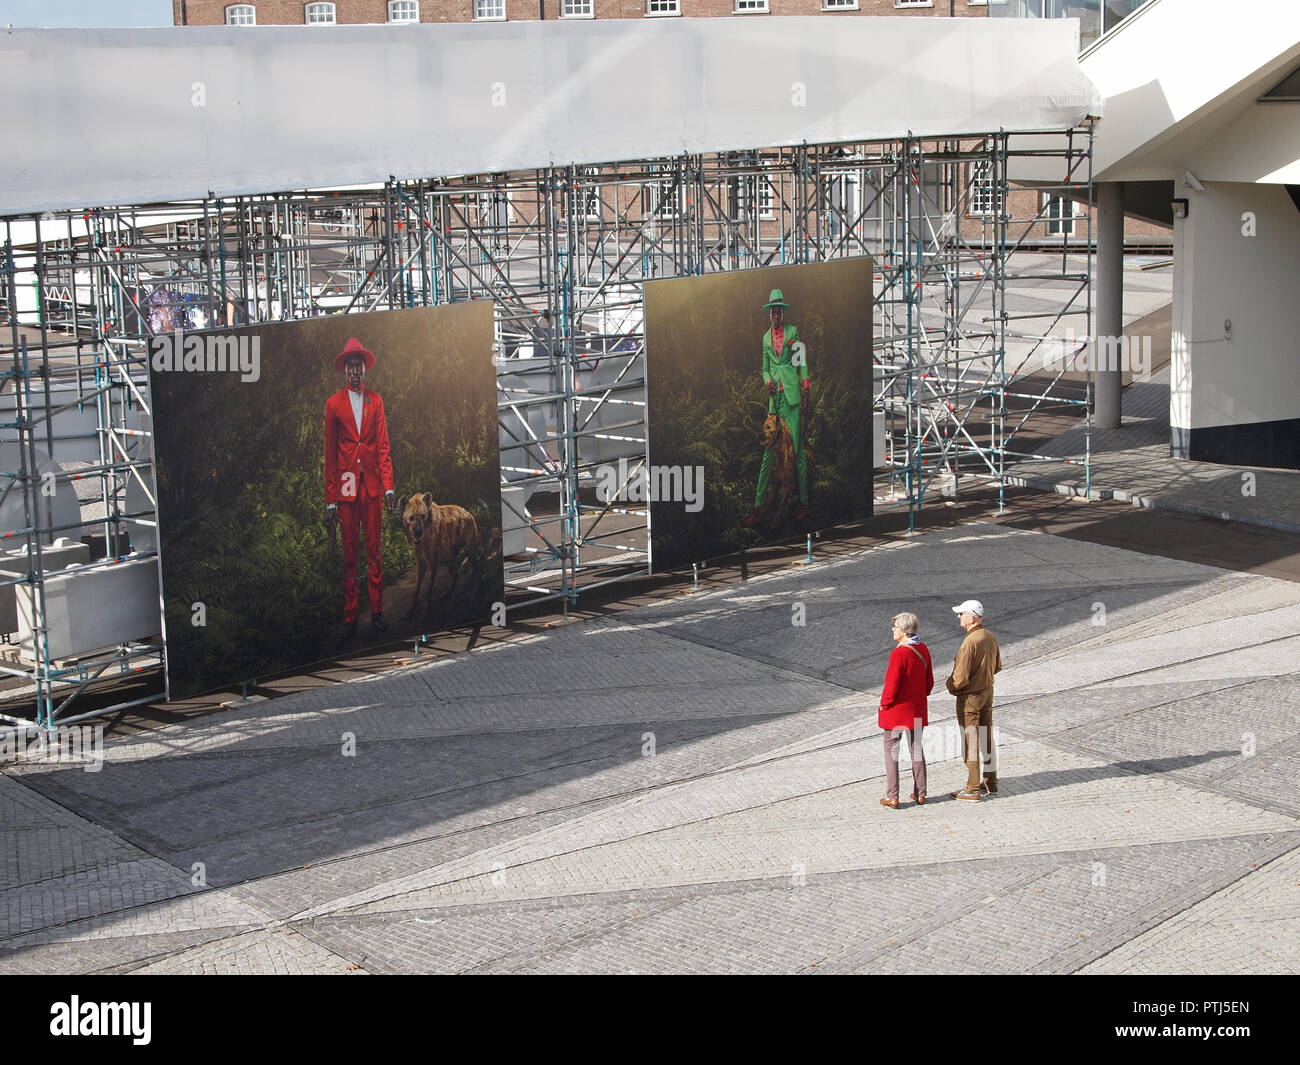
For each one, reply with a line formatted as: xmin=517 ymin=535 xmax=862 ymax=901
xmin=946 ymin=599 xmax=1002 ymax=801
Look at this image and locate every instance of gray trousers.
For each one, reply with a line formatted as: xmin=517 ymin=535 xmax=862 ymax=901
xmin=883 ymin=727 xmax=927 ymax=800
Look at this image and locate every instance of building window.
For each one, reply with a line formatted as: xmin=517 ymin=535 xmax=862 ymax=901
xmin=644 ymin=177 xmax=684 ymax=217
xmin=388 ymin=1 xmax=420 ymax=22
xmin=734 ymin=0 xmax=769 ymax=11
xmin=474 ymin=0 xmax=506 ymax=17
xmin=581 ymin=168 xmax=602 ymax=220
xmin=225 ymin=4 xmax=256 ymax=24
xmin=822 ymin=0 xmax=858 ymax=8
xmin=304 ymin=2 xmax=335 ymax=23
xmin=968 ymin=160 xmax=1003 ymax=216
xmin=737 ymin=176 xmax=775 ymax=220
xmin=562 ymin=0 xmax=594 ymax=16
xmin=563 ymin=167 xmax=602 ymax=221
xmin=824 ymin=173 xmax=858 ymax=237
xmin=478 ymin=188 xmax=511 ymax=229
xmin=1043 ymin=194 xmax=1080 ymax=235
xmin=647 ymin=0 xmax=680 ymax=14
xmin=895 ymin=0 xmax=932 ymax=7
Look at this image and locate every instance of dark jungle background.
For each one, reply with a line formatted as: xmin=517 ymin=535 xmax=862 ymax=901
xmin=152 ymin=301 xmax=501 ymax=698
xmin=645 ymin=259 xmax=874 ymax=572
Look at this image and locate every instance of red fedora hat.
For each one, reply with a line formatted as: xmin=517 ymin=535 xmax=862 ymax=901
xmin=334 ymin=337 xmax=375 ymax=372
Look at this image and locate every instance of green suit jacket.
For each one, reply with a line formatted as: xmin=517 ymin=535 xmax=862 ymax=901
xmin=762 ymin=323 xmax=809 ymax=411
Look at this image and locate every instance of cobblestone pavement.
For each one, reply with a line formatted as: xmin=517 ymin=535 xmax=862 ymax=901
xmin=1007 ymin=362 xmax=1300 ymax=533
xmin=3 ymin=522 xmax=1298 ymax=974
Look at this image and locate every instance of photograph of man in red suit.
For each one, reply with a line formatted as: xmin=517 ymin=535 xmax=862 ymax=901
xmin=325 ymin=338 xmax=396 ymax=643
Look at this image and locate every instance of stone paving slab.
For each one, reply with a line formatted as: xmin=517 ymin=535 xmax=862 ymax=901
xmin=633 ymin=525 xmax=1235 ymax=696
xmin=0 ymin=926 xmax=254 ymax=976
xmin=1079 ymin=843 xmax=1300 ymax=975
xmin=999 ymin=606 xmax=1300 ymax=699
xmin=331 ymin=737 xmax=1292 ymax=913
xmin=4 ymin=521 xmax=1298 ymax=973
xmin=129 ymin=927 xmax=361 ymax=976
xmin=0 ymin=884 xmax=267 ymax=952
xmin=1007 ymin=361 xmax=1300 ymax=532
xmin=1058 ymin=674 xmax=1300 ymax=819
xmin=50 ymin=627 xmax=845 ymax=763
xmin=1005 ymin=678 xmax=1262 ymax=745
xmin=0 ymin=775 xmax=210 ymax=942
xmin=300 ymin=834 xmax=1292 ymax=976
xmin=301 ymin=900 xmax=658 ymax=976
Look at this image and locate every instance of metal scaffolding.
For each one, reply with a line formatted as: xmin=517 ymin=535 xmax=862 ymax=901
xmin=0 ymin=124 xmax=1093 ymax=725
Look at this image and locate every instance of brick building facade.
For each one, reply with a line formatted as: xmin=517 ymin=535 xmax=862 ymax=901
xmin=175 ymin=2 xmax=992 ymax=25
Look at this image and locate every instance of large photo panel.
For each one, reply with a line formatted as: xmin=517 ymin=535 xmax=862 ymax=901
xmin=152 ymin=301 xmax=502 ymax=699
xmin=645 ymin=258 xmax=874 ymax=572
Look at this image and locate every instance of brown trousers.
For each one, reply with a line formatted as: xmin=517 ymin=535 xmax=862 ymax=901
xmin=957 ymin=691 xmax=997 ymax=793
xmin=883 ymin=727 xmax=927 ymax=801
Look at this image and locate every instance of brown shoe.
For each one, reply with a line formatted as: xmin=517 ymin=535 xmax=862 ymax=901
xmin=909 ymin=792 xmax=926 ymax=805
xmin=981 ymin=779 xmax=998 ymax=795
xmin=950 ymin=790 xmax=981 ymax=802
xmin=880 ymin=797 xmax=900 ymax=809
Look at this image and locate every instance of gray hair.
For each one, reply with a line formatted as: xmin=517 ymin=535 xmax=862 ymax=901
xmin=891 ymin=612 xmax=919 ymax=636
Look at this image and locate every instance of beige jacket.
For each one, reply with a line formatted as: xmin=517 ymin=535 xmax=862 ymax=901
xmin=945 ymin=625 xmax=1002 ymax=710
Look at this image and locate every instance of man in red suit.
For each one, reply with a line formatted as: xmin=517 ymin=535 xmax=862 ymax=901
xmin=325 ymin=338 xmax=396 ymax=642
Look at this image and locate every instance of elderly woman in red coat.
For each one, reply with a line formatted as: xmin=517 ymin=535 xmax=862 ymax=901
xmin=879 ymin=611 xmax=933 ymax=809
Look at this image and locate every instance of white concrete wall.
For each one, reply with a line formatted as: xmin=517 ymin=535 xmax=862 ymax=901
xmin=1179 ymin=96 xmax=1300 ymax=186
xmin=1008 ymin=0 xmax=1300 ymax=186
xmin=1081 ymin=0 xmax=1300 ymax=182
xmin=1171 ymin=182 xmax=1300 ymax=433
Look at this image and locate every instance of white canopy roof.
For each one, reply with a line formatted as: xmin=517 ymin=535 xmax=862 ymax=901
xmin=0 ymin=18 xmax=1101 ymax=216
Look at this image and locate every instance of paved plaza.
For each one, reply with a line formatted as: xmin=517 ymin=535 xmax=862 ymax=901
xmin=1006 ymin=296 xmax=1300 ymax=536
xmin=1010 ymin=361 xmax=1300 ymax=534
xmin=3 ymin=520 xmax=1299 ymax=974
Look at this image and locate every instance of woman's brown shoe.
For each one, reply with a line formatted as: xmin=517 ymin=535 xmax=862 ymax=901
xmin=880 ymin=797 xmax=900 ymax=809
xmin=910 ymin=792 xmax=926 ymax=805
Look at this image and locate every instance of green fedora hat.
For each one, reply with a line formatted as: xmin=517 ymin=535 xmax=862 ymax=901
xmin=763 ymin=288 xmax=790 ymax=310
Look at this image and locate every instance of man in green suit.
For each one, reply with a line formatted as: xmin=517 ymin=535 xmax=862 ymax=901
xmin=747 ymin=288 xmax=810 ymax=525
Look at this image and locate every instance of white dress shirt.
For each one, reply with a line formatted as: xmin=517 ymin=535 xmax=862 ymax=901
xmin=348 ymin=387 xmax=364 ymax=433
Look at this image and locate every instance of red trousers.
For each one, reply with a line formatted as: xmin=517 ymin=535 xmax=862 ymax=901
xmin=338 ymin=497 xmax=383 ymax=622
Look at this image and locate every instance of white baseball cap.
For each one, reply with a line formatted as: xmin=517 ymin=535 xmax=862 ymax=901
xmin=952 ymin=599 xmax=984 ymax=617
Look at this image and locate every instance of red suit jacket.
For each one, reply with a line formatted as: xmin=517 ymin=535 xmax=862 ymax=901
xmin=879 ymin=640 xmax=934 ymax=730
xmin=325 ymin=386 xmax=395 ymax=504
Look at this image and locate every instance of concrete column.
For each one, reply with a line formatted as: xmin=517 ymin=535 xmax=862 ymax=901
xmin=1093 ymin=182 xmax=1125 ymax=429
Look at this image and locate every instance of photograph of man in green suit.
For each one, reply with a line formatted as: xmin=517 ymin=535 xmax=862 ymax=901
xmin=643 ymin=258 xmax=873 ymax=572
xmin=747 ymin=288 xmax=810 ymax=526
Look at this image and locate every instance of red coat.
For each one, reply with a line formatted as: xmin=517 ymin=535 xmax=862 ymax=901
xmin=325 ymin=386 xmax=395 ymax=504
xmin=879 ymin=640 xmax=933 ymax=730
